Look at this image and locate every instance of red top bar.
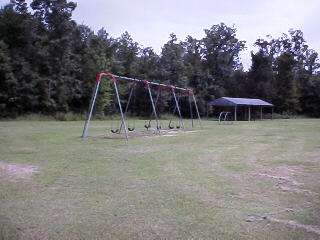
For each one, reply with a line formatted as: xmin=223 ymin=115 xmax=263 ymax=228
xmin=96 ymin=71 xmax=116 ymax=83
xmin=95 ymin=71 xmax=192 ymax=93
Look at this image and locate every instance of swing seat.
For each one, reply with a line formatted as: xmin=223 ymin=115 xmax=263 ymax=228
xmin=128 ymin=127 xmax=135 ymax=132
xmin=111 ymin=129 xmax=120 ymax=134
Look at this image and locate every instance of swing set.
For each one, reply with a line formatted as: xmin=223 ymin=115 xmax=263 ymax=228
xmin=82 ymin=71 xmax=202 ymax=141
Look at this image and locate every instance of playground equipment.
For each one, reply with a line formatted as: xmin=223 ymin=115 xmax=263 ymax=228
xmin=218 ymin=111 xmax=233 ymax=124
xmin=82 ymin=71 xmax=202 ymax=141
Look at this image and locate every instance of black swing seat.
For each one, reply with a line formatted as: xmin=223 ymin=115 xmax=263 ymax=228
xmin=128 ymin=127 xmax=135 ymax=132
xmin=168 ymin=121 xmax=175 ymax=129
xmin=111 ymin=129 xmax=120 ymax=134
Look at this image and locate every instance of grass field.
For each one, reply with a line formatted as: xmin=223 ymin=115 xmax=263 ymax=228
xmin=1 ymin=119 xmax=320 ymax=239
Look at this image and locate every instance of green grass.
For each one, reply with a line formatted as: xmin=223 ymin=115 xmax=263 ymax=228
xmin=1 ymin=119 xmax=320 ymax=239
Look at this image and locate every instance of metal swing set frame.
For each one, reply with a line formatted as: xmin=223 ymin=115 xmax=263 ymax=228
xmin=82 ymin=71 xmax=202 ymax=141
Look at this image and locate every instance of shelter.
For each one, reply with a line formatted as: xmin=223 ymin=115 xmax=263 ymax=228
xmin=208 ymin=97 xmax=274 ymax=121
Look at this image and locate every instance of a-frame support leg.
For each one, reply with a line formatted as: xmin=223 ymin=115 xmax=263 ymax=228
xmin=172 ymin=88 xmax=184 ymax=129
xmin=82 ymin=81 xmax=101 ymax=139
xmin=192 ymin=93 xmax=202 ymax=128
xmin=147 ymin=83 xmax=161 ymax=133
xmin=113 ymin=80 xmax=129 ymax=142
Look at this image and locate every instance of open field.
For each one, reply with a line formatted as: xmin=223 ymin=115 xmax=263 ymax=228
xmin=1 ymin=119 xmax=320 ymax=239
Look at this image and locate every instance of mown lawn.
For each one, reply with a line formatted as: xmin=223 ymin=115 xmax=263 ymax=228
xmin=0 ymin=119 xmax=320 ymax=239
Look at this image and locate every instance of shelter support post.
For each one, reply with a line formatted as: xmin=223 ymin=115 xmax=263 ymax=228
xmin=113 ymin=80 xmax=129 ymax=142
xmin=248 ymin=106 xmax=251 ymax=121
xmin=271 ymin=107 xmax=274 ymax=120
xmin=172 ymin=88 xmax=184 ymax=129
xmin=260 ymin=106 xmax=263 ymax=120
xmin=82 ymin=81 xmax=101 ymax=139
xmin=147 ymin=83 xmax=160 ymax=132
xmin=234 ymin=106 xmax=237 ymax=121
xmin=192 ymin=93 xmax=202 ymax=128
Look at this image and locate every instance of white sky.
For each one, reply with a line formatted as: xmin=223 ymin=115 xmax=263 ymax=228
xmin=2 ymin=0 xmax=320 ymax=70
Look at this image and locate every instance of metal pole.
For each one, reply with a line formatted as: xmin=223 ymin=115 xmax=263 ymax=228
xmin=172 ymin=88 xmax=184 ymax=129
xmin=243 ymin=106 xmax=247 ymax=120
xmin=248 ymin=106 xmax=251 ymax=121
xmin=192 ymin=93 xmax=202 ymax=128
xmin=148 ymin=87 xmax=162 ymax=119
xmin=147 ymin=83 xmax=160 ymax=132
xmin=119 ymin=84 xmax=135 ymax=133
xmin=82 ymin=81 xmax=101 ymax=139
xmin=224 ymin=112 xmax=229 ymax=122
xmin=188 ymin=95 xmax=194 ymax=128
xmin=271 ymin=107 xmax=274 ymax=120
xmin=260 ymin=106 xmax=263 ymax=120
xmin=234 ymin=106 xmax=237 ymax=121
xmin=219 ymin=112 xmax=224 ymax=124
xmin=114 ymin=75 xmax=189 ymax=92
xmin=113 ymin=80 xmax=129 ymax=142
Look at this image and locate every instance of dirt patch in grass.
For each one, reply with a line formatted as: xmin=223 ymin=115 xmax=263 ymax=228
xmin=255 ymin=165 xmax=317 ymax=194
xmin=92 ymin=129 xmax=198 ymax=139
xmin=257 ymin=165 xmax=302 ymax=184
xmin=267 ymin=217 xmax=320 ymax=235
xmin=0 ymin=161 xmax=39 ymax=181
xmin=246 ymin=213 xmax=320 ymax=236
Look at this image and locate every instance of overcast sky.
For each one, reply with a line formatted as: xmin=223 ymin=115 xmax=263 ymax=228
xmin=2 ymin=0 xmax=320 ymax=70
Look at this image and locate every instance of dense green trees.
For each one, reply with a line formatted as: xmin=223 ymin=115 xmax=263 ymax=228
xmin=0 ymin=0 xmax=320 ymax=118
xmin=248 ymin=30 xmax=320 ymax=116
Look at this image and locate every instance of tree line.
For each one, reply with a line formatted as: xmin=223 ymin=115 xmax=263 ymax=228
xmin=1 ymin=0 xmax=320 ymax=118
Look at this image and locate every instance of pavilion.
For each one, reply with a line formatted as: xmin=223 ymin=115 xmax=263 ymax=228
xmin=208 ymin=97 xmax=274 ymax=121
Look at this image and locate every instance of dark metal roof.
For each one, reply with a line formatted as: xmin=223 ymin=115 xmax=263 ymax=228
xmin=208 ymin=97 xmax=274 ymax=107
